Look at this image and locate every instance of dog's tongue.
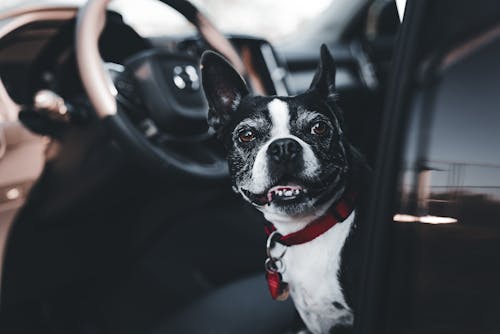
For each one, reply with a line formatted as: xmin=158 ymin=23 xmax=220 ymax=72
xmin=267 ymin=184 xmax=304 ymax=202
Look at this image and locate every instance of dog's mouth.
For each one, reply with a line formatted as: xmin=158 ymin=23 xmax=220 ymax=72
xmin=241 ymin=183 xmax=313 ymax=206
xmin=266 ymin=184 xmax=307 ymax=203
xmin=241 ymin=173 xmax=344 ymax=208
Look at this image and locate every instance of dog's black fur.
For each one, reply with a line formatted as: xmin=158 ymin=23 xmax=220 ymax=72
xmin=201 ymin=45 xmax=370 ymax=334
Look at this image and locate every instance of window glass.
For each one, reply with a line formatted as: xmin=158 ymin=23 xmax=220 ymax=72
xmin=389 ymin=31 xmax=500 ymax=334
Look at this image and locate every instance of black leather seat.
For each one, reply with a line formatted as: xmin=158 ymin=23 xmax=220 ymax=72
xmin=153 ymin=274 xmax=297 ymax=334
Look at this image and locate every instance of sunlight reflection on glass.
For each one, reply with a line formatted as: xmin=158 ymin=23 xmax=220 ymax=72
xmin=393 ymin=214 xmax=458 ymax=224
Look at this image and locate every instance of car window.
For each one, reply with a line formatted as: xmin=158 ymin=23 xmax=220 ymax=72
xmin=387 ymin=26 xmax=500 ymax=334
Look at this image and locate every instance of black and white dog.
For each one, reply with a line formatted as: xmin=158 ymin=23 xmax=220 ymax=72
xmin=201 ymin=45 xmax=370 ymax=334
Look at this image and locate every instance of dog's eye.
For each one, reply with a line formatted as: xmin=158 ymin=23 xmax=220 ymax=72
xmin=238 ymin=129 xmax=256 ymax=143
xmin=311 ymin=121 xmax=327 ymax=136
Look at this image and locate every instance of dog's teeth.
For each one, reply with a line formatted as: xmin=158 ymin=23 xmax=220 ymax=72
xmin=294 ymin=189 xmax=300 ymax=195
xmin=285 ymin=190 xmax=293 ymax=196
xmin=278 ymin=190 xmax=283 ymax=196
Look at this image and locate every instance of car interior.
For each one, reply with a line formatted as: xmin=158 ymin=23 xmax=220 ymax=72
xmin=2 ymin=0 xmax=500 ymax=333
xmin=0 ymin=0 xmax=453 ymax=333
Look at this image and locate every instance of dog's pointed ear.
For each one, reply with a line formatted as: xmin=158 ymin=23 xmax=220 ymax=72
xmin=201 ymin=51 xmax=249 ymax=134
xmin=307 ymin=44 xmax=336 ymax=101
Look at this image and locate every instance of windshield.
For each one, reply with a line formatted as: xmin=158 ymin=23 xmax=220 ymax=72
xmin=1 ymin=0 xmax=345 ymax=44
xmin=118 ymin=0 xmax=335 ymax=43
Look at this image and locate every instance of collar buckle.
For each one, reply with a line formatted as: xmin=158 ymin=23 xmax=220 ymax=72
xmin=265 ymin=231 xmax=287 ymax=274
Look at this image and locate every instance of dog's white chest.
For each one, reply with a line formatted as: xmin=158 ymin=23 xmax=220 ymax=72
xmin=277 ymin=212 xmax=355 ymax=334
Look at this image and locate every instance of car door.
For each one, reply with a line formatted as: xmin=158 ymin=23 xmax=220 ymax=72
xmin=356 ymin=1 xmax=500 ymax=333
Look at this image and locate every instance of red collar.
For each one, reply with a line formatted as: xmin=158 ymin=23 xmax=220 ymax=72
xmin=264 ymin=190 xmax=356 ymax=246
xmin=264 ymin=189 xmax=357 ymax=300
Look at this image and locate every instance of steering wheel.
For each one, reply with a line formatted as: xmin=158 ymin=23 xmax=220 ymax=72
xmin=75 ymin=0 xmax=245 ymax=179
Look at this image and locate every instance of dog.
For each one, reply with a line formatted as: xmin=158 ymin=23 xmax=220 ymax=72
xmin=201 ymin=44 xmax=370 ymax=334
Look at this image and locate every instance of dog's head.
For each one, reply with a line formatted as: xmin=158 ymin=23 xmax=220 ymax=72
xmin=201 ymin=45 xmax=349 ymax=216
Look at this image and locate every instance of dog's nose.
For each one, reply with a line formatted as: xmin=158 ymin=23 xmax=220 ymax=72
xmin=267 ymin=138 xmax=302 ymax=163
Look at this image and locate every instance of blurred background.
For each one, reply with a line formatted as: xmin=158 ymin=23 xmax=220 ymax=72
xmin=0 ymin=0 xmax=369 ymax=50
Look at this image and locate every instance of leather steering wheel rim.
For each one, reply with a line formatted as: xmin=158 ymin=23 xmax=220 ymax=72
xmin=75 ymin=0 xmax=243 ymax=179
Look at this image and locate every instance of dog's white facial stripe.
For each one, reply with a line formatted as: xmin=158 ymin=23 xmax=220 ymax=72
xmin=268 ymin=99 xmax=290 ymax=137
xmin=245 ymin=99 xmax=320 ymax=194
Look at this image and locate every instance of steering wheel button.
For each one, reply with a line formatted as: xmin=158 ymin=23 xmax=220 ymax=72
xmin=173 ymin=75 xmax=187 ymax=89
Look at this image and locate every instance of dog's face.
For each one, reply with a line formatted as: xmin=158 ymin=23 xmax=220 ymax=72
xmin=201 ymin=45 xmax=349 ymax=216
